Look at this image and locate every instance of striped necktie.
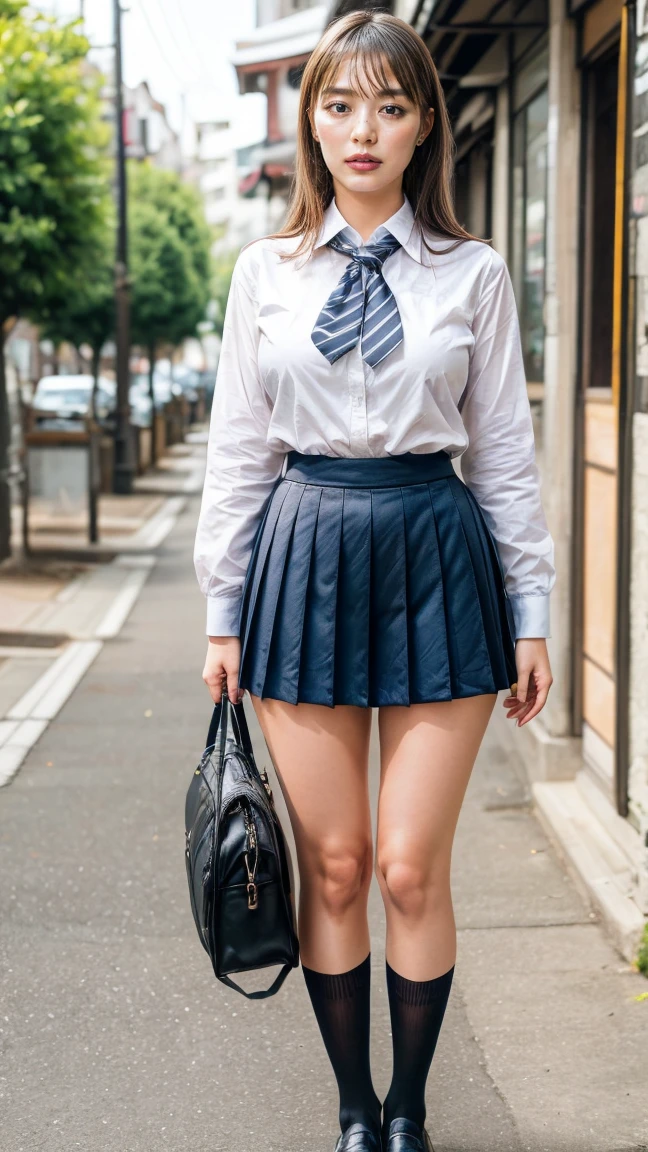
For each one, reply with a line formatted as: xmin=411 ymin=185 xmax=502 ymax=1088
xmin=311 ymin=226 xmax=403 ymax=368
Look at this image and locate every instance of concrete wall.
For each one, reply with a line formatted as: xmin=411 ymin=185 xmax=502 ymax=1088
xmin=533 ymin=0 xmax=582 ymax=761
xmin=629 ymin=414 xmax=648 ymax=910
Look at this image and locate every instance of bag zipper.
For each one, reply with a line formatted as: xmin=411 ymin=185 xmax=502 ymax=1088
xmin=241 ymin=799 xmax=259 ymax=910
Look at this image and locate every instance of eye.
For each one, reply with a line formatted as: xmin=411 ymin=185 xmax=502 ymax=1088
xmin=382 ymin=104 xmax=405 ymax=117
xmin=325 ymin=102 xmax=350 ymax=114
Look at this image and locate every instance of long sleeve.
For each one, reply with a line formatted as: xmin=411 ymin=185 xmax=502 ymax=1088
xmin=457 ymin=248 xmax=556 ymax=639
xmin=193 ymin=248 xmax=286 ymax=636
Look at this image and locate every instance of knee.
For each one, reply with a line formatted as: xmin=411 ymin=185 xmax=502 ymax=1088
xmin=376 ymin=842 xmax=449 ymax=920
xmin=312 ymin=838 xmax=373 ymax=918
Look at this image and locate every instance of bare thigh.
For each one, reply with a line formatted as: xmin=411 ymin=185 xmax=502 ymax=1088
xmin=248 ymin=694 xmax=373 ymax=972
xmin=376 ymin=693 xmax=497 ymax=979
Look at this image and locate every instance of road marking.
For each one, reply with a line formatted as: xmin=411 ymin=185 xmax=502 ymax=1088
xmin=0 ymin=722 xmax=49 ymax=787
xmin=0 ymin=643 xmax=102 ymax=786
xmin=8 ymin=640 xmax=103 ymax=722
xmin=129 ymin=496 xmax=185 ymax=550
xmin=96 ymin=566 xmax=152 ymax=639
xmin=0 ymin=719 xmax=20 ymax=749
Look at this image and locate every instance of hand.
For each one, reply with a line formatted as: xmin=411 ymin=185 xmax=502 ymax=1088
xmin=202 ymin=636 xmax=244 ymax=704
xmin=502 ymin=638 xmax=553 ymax=726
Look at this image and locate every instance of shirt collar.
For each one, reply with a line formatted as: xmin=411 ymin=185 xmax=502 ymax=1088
xmin=313 ymin=192 xmax=425 ymax=265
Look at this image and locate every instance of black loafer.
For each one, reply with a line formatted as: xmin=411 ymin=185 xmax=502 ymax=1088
xmin=384 ymin=1118 xmax=435 ymax=1152
xmin=334 ymin=1122 xmax=382 ymax=1151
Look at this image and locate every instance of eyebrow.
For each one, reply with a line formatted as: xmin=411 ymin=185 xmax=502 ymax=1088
xmin=321 ymin=86 xmax=410 ymax=99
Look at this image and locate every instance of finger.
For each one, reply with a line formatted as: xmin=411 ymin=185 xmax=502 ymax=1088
xmin=203 ymin=665 xmax=225 ymax=704
xmin=226 ymin=666 xmax=241 ymax=705
xmin=515 ymin=669 xmax=531 ymax=705
xmin=516 ymin=692 xmax=537 ymax=723
xmin=516 ymin=694 xmax=540 ymax=725
xmin=210 ymin=674 xmax=224 ymax=705
xmin=518 ymin=680 xmax=551 ymax=725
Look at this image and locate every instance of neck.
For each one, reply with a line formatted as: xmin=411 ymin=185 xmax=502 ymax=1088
xmin=332 ymin=181 xmax=405 ymax=244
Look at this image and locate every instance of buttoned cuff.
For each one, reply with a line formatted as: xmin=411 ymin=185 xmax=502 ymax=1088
xmin=508 ymin=593 xmax=551 ymax=639
xmin=206 ymin=596 xmax=241 ymax=638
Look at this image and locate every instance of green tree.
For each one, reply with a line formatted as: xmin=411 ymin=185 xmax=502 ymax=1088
xmin=129 ymin=163 xmax=211 ymax=291
xmin=128 ymin=162 xmax=211 ymax=461
xmin=40 ymin=220 xmax=115 ymax=408
xmin=0 ymin=0 xmax=109 ymax=558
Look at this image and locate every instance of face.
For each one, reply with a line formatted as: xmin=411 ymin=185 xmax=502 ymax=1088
xmin=310 ymin=55 xmax=434 ymax=194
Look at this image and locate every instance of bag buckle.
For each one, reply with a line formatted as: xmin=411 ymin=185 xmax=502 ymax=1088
xmin=244 ymin=850 xmax=259 ymax=910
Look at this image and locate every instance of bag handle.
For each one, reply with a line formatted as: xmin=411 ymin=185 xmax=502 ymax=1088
xmin=218 ymin=962 xmax=293 ymax=1000
xmin=228 ymin=694 xmax=254 ymax=756
xmin=205 ymin=686 xmax=253 ymax=756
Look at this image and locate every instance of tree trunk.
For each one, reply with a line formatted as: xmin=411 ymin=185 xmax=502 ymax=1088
xmin=148 ymin=341 xmax=157 ymax=466
xmin=0 ymin=325 xmax=12 ymax=563
xmin=90 ymin=346 xmax=101 ymax=422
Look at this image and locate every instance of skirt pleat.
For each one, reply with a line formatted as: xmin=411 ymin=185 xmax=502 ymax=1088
xmin=451 ymin=481 xmax=509 ymax=687
xmin=237 ymin=452 xmax=518 ymax=707
xmin=333 ymin=489 xmax=372 ymax=706
xmin=461 ymin=484 xmax=518 ymax=687
xmin=239 ymin=480 xmax=291 ymax=665
xmin=263 ymin=484 xmax=322 ymax=703
xmin=401 ymin=483 xmax=452 ymax=702
xmin=296 ymin=487 xmax=344 ymax=705
xmin=369 ymin=486 xmax=410 ymax=706
xmin=428 ymin=480 xmax=496 ymax=697
xmin=239 ymin=480 xmax=297 ymax=692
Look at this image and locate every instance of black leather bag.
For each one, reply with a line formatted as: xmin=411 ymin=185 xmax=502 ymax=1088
xmin=184 ymin=687 xmax=299 ymax=998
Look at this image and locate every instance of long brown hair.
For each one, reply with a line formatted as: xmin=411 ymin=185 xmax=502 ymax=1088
xmin=268 ymin=9 xmax=487 ymax=263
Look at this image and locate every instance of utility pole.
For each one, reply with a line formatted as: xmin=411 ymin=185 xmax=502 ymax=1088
xmin=112 ymin=0 xmax=134 ymax=495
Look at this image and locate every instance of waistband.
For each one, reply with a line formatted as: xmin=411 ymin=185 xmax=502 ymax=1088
xmin=283 ymin=450 xmax=455 ymax=488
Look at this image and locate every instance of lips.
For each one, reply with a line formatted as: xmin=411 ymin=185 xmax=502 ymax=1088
xmin=345 ymin=155 xmax=382 ymax=170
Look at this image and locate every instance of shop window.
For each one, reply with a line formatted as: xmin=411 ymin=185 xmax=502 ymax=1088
xmin=583 ymin=48 xmax=618 ymax=391
xmin=511 ymin=86 xmax=548 ymax=389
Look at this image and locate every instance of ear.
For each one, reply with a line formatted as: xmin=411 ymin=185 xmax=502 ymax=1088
xmin=417 ymin=107 xmax=435 ymax=146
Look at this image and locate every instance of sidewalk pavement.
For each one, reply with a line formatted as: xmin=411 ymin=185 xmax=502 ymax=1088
xmin=0 ymin=434 xmax=206 ymax=787
xmin=0 ymin=492 xmax=646 ymax=1152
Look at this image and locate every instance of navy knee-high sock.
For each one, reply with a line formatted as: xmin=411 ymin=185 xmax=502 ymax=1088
xmin=383 ymin=961 xmax=455 ymax=1133
xmin=302 ymin=954 xmax=381 ymax=1135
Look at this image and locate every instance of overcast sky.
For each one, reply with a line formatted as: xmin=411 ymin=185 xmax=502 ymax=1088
xmin=37 ymin=0 xmax=259 ymax=144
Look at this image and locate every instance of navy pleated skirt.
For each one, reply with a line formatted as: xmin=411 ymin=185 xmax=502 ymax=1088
xmin=237 ymin=451 xmax=518 ymax=708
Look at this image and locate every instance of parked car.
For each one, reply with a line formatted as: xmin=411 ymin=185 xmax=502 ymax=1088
xmin=171 ymin=365 xmax=201 ymax=404
xmin=128 ymin=378 xmax=154 ymax=428
xmin=32 ymin=374 xmax=116 ymax=426
xmin=33 ymin=372 xmax=159 ymax=433
xmin=130 ymin=370 xmax=182 ymax=413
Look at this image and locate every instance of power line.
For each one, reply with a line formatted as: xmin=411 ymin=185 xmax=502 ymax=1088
xmin=135 ymin=0 xmax=192 ymax=89
xmin=172 ymin=0 xmax=217 ymax=88
xmin=137 ymin=0 xmax=216 ymax=91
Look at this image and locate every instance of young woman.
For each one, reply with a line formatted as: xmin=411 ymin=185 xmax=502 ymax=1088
xmin=194 ymin=10 xmax=555 ymax=1152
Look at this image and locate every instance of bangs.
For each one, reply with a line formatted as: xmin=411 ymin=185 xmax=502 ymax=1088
xmin=316 ymin=30 xmax=420 ymax=107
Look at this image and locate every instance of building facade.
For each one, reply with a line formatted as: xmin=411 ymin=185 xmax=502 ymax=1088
xmin=123 ymin=81 xmax=182 ymax=172
xmin=230 ymin=1 xmax=329 ymax=226
xmin=389 ymin=0 xmax=647 ymax=958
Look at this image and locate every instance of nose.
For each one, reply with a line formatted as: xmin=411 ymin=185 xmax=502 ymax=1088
xmin=351 ymin=108 xmax=377 ymax=144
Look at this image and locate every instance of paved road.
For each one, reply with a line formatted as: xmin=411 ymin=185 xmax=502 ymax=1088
xmin=1 ymin=497 xmax=646 ymax=1152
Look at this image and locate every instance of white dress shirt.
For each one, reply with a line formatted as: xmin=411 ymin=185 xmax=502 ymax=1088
xmin=194 ymin=192 xmax=556 ymax=640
